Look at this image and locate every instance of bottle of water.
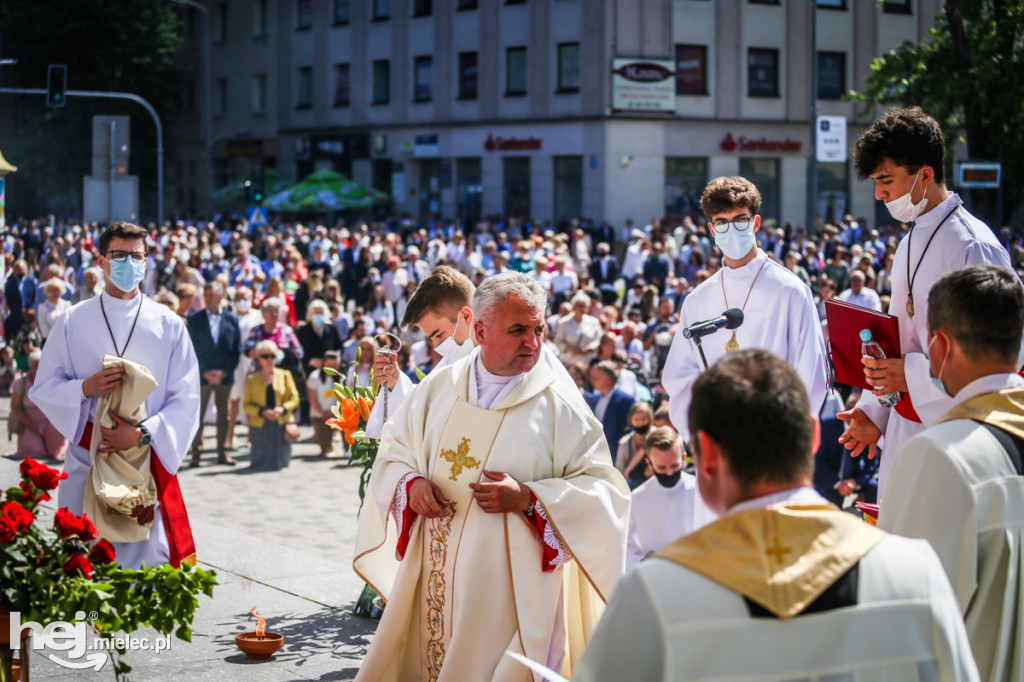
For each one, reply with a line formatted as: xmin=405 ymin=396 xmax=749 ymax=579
xmin=860 ymin=329 xmax=901 ymax=407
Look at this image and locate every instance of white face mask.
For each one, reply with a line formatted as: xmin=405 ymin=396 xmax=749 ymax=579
xmin=884 ymin=170 xmax=928 ymax=223
xmin=236 ymin=299 xmax=252 ymax=313
xmin=434 ymin=313 xmax=473 ymax=361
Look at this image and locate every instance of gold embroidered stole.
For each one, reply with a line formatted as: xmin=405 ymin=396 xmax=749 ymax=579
xmin=937 ymin=387 xmax=1024 ymax=440
xmin=420 ymin=397 xmax=507 ymax=681
xmin=656 ymin=503 xmax=885 ymax=619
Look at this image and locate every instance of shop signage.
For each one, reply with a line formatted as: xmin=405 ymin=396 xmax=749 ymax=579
xmin=720 ymin=133 xmax=802 ymax=153
xmin=816 ymin=116 xmax=847 ymax=163
xmin=483 ymin=134 xmax=543 ymax=152
xmin=414 ymin=134 xmax=439 ymax=157
xmin=611 ymin=58 xmax=675 ymax=113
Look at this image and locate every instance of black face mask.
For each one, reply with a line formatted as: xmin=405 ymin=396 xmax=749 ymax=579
xmin=633 ymin=423 xmax=650 ymax=435
xmin=654 ymin=470 xmax=681 ymax=488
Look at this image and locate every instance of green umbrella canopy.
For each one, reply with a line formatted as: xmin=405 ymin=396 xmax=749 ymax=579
xmin=265 ymin=169 xmax=391 ymax=213
xmin=211 ymin=168 xmax=289 ymax=205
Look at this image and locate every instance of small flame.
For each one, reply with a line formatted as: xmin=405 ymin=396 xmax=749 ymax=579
xmin=249 ymin=606 xmax=266 ymax=640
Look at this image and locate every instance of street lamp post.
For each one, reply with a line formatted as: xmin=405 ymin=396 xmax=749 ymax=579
xmin=807 ymin=0 xmax=819 ymax=235
xmin=168 ymin=0 xmax=211 ymax=219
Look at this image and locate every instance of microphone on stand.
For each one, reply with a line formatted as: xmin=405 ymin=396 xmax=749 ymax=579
xmin=682 ymin=308 xmax=744 ymax=340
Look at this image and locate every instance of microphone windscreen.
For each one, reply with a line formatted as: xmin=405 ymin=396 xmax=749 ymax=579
xmin=722 ymin=308 xmax=744 ymax=330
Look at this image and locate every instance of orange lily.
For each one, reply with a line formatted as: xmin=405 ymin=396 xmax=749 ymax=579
xmin=326 ymin=398 xmax=361 ymax=444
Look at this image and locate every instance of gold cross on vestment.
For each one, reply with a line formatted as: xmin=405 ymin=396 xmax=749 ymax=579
xmin=440 ymin=437 xmax=480 ymax=481
xmin=766 ymin=537 xmax=792 ymax=564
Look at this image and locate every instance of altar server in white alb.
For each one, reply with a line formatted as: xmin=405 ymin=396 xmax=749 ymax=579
xmin=662 ymin=175 xmax=827 ymax=443
xmin=574 ymin=350 xmax=978 ymax=682
xmin=363 ymin=265 xmax=574 ymax=439
xmin=31 ymin=222 xmax=200 ymax=569
xmin=625 ymin=426 xmax=701 ymax=569
xmin=880 ymin=265 xmax=1024 ymax=682
xmin=353 ymin=272 xmax=630 ymax=682
xmin=838 ymin=106 xmax=1022 ymax=498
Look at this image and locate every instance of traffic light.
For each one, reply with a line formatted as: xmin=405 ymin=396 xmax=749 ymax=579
xmin=243 ymin=180 xmax=252 ymax=202
xmin=47 ymin=64 xmax=67 ymax=108
xmin=252 ymin=166 xmax=266 ymax=204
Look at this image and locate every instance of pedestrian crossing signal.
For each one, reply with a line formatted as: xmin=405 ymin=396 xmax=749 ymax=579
xmin=47 ymin=64 xmax=67 ymax=108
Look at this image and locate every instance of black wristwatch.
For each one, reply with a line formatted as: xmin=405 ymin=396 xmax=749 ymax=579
xmin=138 ymin=423 xmax=152 ymax=447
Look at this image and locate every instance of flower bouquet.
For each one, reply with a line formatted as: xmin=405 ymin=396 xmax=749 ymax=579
xmin=320 ymin=365 xmax=378 ymax=508
xmin=0 ymin=459 xmax=217 ymax=681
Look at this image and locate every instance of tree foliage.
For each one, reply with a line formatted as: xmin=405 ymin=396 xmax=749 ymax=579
xmin=850 ymin=0 xmax=1024 ymax=226
xmin=0 ymin=1 xmax=183 ymax=221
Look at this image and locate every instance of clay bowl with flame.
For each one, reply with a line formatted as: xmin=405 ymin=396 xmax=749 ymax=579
xmin=235 ymin=631 xmax=284 ymax=659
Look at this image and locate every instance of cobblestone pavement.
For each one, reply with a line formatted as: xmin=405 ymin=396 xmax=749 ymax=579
xmin=0 ymin=395 xmax=378 ymax=681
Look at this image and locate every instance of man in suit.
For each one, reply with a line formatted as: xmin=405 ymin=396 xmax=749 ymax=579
xmin=588 ymin=242 xmax=620 ymax=305
xmin=585 ymin=360 xmax=636 ymax=452
xmin=187 ymin=282 xmax=242 ymax=466
xmin=3 ymin=259 xmax=30 ymax=343
xmin=641 ymin=241 xmax=672 ymax=294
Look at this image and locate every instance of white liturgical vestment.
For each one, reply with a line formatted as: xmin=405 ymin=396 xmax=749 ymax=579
xmin=30 ymin=292 xmax=200 ymax=568
xmin=663 ymin=249 xmax=828 ymax=442
xmin=353 ymin=351 xmax=630 ymax=682
xmin=574 ymin=488 xmax=979 ymax=682
xmin=855 ymin=194 xmax=1022 ymax=499
xmin=880 ymin=373 xmax=1024 ymax=682
xmin=626 ymin=473 xmax=698 ymax=569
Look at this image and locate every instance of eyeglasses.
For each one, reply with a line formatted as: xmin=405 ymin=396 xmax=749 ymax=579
xmin=106 ymin=250 xmax=146 ymax=263
xmin=258 ymin=354 xmax=276 ymax=360
xmin=710 ymin=219 xmax=754 ymax=235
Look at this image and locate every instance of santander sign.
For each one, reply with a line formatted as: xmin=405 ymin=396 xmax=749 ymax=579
xmin=720 ymin=132 xmax=802 ymax=153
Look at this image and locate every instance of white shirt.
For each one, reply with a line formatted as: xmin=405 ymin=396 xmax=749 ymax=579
xmin=836 ymin=286 xmax=882 ymax=311
xmin=626 ymin=473 xmax=699 ymax=568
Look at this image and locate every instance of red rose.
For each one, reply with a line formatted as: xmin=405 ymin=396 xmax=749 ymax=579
xmin=89 ymin=538 xmax=117 ymax=565
xmin=0 ymin=515 xmax=16 ymax=544
xmin=54 ymin=508 xmax=98 ymax=542
xmin=1 ymin=501 xmax=34 ymax=532
xmin=19 ymin=458 xmax=67 ymax=492
xmin=19 ymin=481 xmax=50 ymax=503
xmin=63 ymin=553 xmax=93 ymax=579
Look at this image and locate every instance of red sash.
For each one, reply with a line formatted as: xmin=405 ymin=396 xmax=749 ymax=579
xmin=78 ymin=421 xmax=196 ymax=568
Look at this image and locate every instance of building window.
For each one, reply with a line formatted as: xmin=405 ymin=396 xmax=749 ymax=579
xmin=739 ymin=158 xmax=779 ymax=225
xmin=816 ymin=0 xmax=846 ymax=8
xmin=456 ymin=0 xmax=478 ymax=9
xmin=456 ymin=158 xmax=482 ymax=225
xmin=675 ymin=45 xmax=708 ymax=95
xmin=413 ymin=0 xmax=432 ymax=16
xmin=253 ymin=0 xmax=268 ymax=36
xmin=214 ymin=2 xmax=228 ymax=43
xmin=414 ymin=56 xmax=433 ymax=102
xmin=882 ymin=0 xmax=911 ymax=13
xmin=334 ymin=0 xmax=350 ymax=24
xmin=506 ymin=47 xmax=527 ymax=96
xmin=252 ymin=73 xmax=267 ymax=113
xmin=557 ymin=43 xmax=580 ymax=93
xmin=296 ymin=0 xmax=312 ymax=29
xmin=458 ymin=52 xmax=478 ymax=100
xmin=553 ymin=157 xmax=583 ymax=222
xmin=665 ymin=157 xmax=707 ymax=223
xmin=503 ymin=157 xmax=531 ymax=220
xmin=817 ymin=52 xmax=845 ymax=99
xmin=373 ymin=0 xmax=391 ymax=20
xmin=214 ymin=77 xmax=227 ymax=115
xmin=373 ymin=60 xmax=391 ymax=104
xmin=334 ymin=64 xmax=351 ymax=107
xmin=296 ymin=67 xmax=313 ymax=109
xmin=748 ymin=48 xmax=779 ymax=97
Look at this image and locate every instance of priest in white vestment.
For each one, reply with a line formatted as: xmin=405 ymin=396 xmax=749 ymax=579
xmin=353 ymin=273 xmax=630 ymax=682
xmin=364 ymin=265 xmax=575 ymax=440
xmin=625 ymin=426 xmax=699 ymax=568
xmin=840 ymin=107 xmax=1023 ymax=499
xmin=575 ymin=350 xmax=978 ymax=682
xmin=663 ymin=176 xmax=828 ymax=444
xmin=879 ymin=265 xmax=1024 ymax=682
xmin=30 ymin=223 xmax=200 ymax=569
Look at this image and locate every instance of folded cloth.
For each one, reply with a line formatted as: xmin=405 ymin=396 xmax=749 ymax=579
xmin=84 ymin=355 xmax=160 ymax=542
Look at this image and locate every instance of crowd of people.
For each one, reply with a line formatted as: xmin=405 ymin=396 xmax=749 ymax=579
xmin=2 ymin=105 xmax=1024 ymax=680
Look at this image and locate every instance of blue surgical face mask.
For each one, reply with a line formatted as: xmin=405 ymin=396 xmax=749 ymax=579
xmin=713 ymin=222 xmax=757 ymax=261
xmin=312 ymin=313 xmax=326 ymax=326
xmin=108 ymin=256 xmax=146 ymax=293
xmin=927 ymin=333 xmax=950 ymax=396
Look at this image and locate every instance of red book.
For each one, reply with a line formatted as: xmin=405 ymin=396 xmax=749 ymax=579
xmin=824 ymin=299 xmax=902 ymax=392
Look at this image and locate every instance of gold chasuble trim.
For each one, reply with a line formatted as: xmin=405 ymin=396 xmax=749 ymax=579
xmin=938 ymin=387 xmax=1024 ymax=441
xmin=656 ymin=503 xmax=885 ymax=619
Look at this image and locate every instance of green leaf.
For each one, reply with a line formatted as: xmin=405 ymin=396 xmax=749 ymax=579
xmin=321 ymin=366 xmax=340 ymax=376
